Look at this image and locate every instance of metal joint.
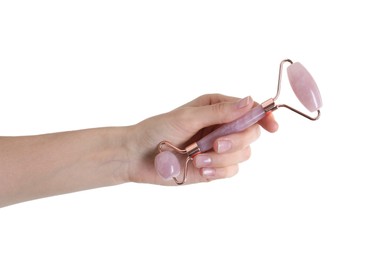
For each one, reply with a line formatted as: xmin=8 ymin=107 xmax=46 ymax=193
xmin=261 ymin=98 xmax=276 ymax=112
xmin=185 ymin=143 xmax=201 ymax=158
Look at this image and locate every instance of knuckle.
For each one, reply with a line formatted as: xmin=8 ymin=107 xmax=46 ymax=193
xmin=211 ymin=102 xmax=224 ymax=113
xmin=210 ymin=103 xmax=228 ymax=124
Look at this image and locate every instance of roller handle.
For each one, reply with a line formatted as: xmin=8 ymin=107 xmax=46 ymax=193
xmin=196 ymin=105 xmax=266 ymax=152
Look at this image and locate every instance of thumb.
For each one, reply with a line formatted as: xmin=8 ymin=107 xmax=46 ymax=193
xmin=190 ymin=96 xmax=254 ymax=129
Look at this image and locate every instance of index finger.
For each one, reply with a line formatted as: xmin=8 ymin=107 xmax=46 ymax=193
xmin=178 ymin=93 xmax=239 ymax=108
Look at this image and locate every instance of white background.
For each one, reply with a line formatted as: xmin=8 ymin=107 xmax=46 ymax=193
xmin=1 ymin=1 xmax=379 ymax=259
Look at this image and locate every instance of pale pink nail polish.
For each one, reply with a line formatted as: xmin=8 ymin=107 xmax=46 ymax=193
xmin=195 ymin=155 xmax=212 ymax=168
xmin=217 ymin=140 xmax=232 ymax=153
xmin=202 ymin=168 xmax=216 ymax=177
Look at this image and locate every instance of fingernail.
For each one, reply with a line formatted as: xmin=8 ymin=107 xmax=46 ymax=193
xmin=194 ymin=154 xmax=212 ymax=168
xmin=202 ymin=168 xmax=216 ymax=177
xmin=217 ymin=140 xmax=232 ymax=153
xmin=236 ymin=96 xmax=252 ymax=109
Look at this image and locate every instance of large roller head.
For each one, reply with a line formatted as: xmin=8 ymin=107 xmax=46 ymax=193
xmin=287 ymin=62 xmax=323 ymax=112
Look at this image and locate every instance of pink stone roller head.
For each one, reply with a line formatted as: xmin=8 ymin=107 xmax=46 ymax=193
xmin=155 ymin=59 xmax=323 ymax=185
xmin=287 ymin=62 xmax=322 ymax=112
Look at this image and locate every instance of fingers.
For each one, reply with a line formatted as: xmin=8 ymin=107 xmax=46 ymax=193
xmin=213 ymin=124 xmax=261 ymax=153
xmin=258 ymin=111 xmax=279 ymax=133
xmin=192 ymin=142 xmax=252 ymax=181
xmin=184 ymin=164 xmax=239 ymax=184
xmin=186 ymin=96 xmax=255 ymax=130
xmin=179 ymin=93 xmax=239 ymax=108
xmin=157 ymin=93 xmax=279 ymax=185
xmin=178 ymin=94 xmax=278 ymax=134
xmin=194 ymin=146 xmax=251 ymax=169
xmin=190 ymin=123 xmax=261 ymax=182
xmin=200 ymin=165 xmax=239 ymax=180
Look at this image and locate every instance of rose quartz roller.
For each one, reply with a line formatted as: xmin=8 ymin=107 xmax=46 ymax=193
xmin=155 ymin=59 xmax=323 ymax=184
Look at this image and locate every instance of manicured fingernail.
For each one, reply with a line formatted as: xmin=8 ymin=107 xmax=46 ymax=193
xmin=236 ymin=96 xmax=252 ymax=109
xmin=217 ymin=140 xmax=232 ymax=153
xmin=194 ymin=155 xmax=212 ymax=168
xmin=202 ymin=167 xmax=216 ymax=177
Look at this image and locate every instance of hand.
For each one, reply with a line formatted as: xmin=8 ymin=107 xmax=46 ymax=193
xmin=0 ymin=93 xmax=278 ymax=206
xmin=125 ymin=94 xmax=278 ymax=185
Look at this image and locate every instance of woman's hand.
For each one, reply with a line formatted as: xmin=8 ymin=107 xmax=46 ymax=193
xmin=125 ymin=94 xmax=278 ymax=185
xmin=0 ymin=93 xmax=278 ymax=207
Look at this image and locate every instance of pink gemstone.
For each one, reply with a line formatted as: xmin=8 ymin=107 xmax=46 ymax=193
xmin=287 ymin=62 xmax=323 ymax=112
xmin=154 ymin=151 xmax=181 ymax=180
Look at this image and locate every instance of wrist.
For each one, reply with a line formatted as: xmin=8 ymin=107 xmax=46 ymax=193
xmin=118 ymin=119 xmax=163 ymax=184
xmin=102 ymin=126 xmax=136 ymax=185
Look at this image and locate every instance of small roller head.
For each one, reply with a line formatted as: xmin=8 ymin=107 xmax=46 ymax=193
xmin=287 ymin=62 xmax=323 ymax=112
xmin=154 ymin=151 xmax=181 ymax=180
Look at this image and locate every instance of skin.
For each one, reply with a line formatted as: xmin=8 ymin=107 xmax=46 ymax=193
xmin=0 ymin=94 xmax=278 ymax=207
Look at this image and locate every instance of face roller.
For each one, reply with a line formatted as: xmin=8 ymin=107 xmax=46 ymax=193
xmin=155 ymin=59 xmax=323 ymax=184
